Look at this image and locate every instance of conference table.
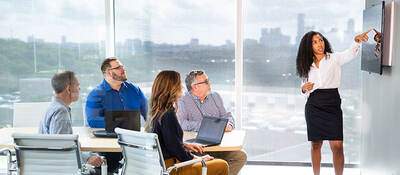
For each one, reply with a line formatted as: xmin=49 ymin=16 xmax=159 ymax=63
xmin=0 ymin=127 xmax=245 ymax=152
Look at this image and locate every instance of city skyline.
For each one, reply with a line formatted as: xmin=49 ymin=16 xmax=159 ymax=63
xmin=0 ymin=0 xmax=363 ymax=44
xmin=16 ymin=15 xmax=358 ymax=51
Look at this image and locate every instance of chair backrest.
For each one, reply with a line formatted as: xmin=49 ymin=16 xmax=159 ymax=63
xmin=115 ymin=127 xmax=166 ymax=175
xmin=12 ymin=133 xmax=84 ymax=175
xmin=13 ymin=102 xmax=51 ymax=127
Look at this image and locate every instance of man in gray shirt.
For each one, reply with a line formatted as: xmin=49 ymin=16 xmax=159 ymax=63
xmin=38 ymin=71 xmax=105 ymax=174
xmin=177 ymin=70 xmax=247 ymax=175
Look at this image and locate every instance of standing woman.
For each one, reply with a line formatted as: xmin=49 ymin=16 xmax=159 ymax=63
xmin=150 ymin=70 xmax=229 ymax=175
xmin=296 ymin=30 xmax=370 ymax=175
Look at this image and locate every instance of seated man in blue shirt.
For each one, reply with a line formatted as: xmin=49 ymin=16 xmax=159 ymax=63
xmin=38 ymin=71 xmax=105 ymax=175
xmin=85 ymin=57 xmax=148 ymax=173
xmin=177 ymin=70 xmax=247 ymax=175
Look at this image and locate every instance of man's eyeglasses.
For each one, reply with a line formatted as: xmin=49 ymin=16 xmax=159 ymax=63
xmin=108 ymin=65 xmax=124 ymax=71
xmin=193 ymin=79 xmax=209 ymax=85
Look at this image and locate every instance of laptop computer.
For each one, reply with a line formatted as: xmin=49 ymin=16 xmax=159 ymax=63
xmin=92 ymin=110 xmax=140 ymax=138
xmin=184 ymin=116 xmax=229 ymax=146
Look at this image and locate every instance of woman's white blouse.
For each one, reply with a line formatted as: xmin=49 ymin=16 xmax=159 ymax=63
xmin=302 ymin=41 xmax=361 ymax=96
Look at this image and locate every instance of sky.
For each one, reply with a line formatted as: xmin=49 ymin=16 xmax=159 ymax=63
xmin=0 ymin=0 xmax=364 ymax=45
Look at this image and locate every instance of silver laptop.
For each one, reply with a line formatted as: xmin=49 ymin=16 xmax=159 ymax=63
xmin=184 ymin=116 xmax=228 ymax=146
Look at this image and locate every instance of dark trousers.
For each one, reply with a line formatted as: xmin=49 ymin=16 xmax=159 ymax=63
xmin=99 ymin=152 xmax=123 ymax=173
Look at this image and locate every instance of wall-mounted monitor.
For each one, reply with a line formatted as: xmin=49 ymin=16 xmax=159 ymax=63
xmin=361 ymin=1 xmax=396 ymax=74
xmin=361 ymin=1 xmax=384 ymax=74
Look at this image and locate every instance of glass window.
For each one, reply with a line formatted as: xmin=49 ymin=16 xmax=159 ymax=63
xmin=243 ymin=0 xmax=364 ymax=163
xmin=115 ymin=0 xmax=235 ymax=104
xmin=0 ymin=0 xmax=105 ymax=127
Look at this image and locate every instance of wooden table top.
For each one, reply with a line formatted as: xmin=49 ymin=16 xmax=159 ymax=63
xmin=0 ymin=127 xmax=245 ymax=152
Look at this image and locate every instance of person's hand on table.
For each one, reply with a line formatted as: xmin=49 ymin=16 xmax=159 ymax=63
xmin=86 ymin=156 xmax=106 ymax=167
xmin=225 ymin=124 xmax=233 ymax=132
xmin=184 ymin=142 xmax=204 ymax=154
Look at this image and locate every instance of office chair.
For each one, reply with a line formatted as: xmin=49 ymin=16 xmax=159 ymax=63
xmin=0 ymin=148 xmax=16 ymax=175
xmin=10 ymin=133 xmax=92 ymax=175
xmin=114 ymin=127 xmax=207 ymax=175
xmin=13 ymin=102 xmax=51 ymax=127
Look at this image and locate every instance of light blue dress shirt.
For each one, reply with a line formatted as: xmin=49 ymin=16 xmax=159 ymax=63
xmin=38 ymin=96 xmax=96 ymax=164
xmin=38 ymin=96 xmax=72 ymax=134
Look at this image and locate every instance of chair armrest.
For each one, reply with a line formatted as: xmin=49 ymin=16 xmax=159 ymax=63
xmin=0 ymin=148 xmax=11 ymax=156
xmin=0 ymin=148 xmax=16 ymax=174
xmin=166 ymin=157 xmax=207 ymax=174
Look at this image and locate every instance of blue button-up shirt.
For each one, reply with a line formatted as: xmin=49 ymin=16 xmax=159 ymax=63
xmin=85 ymin=79 xmax=148 ymax=128
xmin=177 ymin=91 xmax=235 ymax=131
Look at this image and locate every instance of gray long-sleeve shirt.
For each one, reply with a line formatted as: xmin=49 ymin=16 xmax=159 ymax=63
xmin=177 ymin=91 xmax=235 ymax=131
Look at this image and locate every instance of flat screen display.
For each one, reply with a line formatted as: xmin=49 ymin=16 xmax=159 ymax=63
xmin=361 ymin=1 xmax=384 ymax=74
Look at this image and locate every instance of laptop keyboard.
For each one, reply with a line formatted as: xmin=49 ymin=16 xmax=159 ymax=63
xmin=196 ymin=139 xmax=212 ymax=144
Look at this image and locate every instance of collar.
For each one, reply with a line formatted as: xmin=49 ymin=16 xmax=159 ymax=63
xmin=311 ymin=55 xmax=327 ymax=68
xmin=102 ymin=79 xmax=127 ymax=91
xmin=188 ymin=91 xmax=209 ymax=102
xmin=52 ymin=96 xmax=71 ymax=112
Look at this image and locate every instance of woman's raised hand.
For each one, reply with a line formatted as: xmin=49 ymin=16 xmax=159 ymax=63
xmin=355 ymin=29 xmax=371 ymax=43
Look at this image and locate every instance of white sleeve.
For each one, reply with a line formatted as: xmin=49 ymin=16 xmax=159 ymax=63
xmin=300 ymin=78 xmax=309 ymax=96
xmin=335 ymin=41 xmax=361 ymax=65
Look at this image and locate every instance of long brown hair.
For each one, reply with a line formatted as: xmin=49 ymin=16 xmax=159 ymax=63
xmin=150 ymin=70 xmax=182 ymax=124
xmin=296 ymin=31 xmax=333 ymax=79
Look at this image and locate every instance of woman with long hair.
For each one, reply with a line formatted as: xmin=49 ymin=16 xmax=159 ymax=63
xmin=296 ymin=30 xmax=370 ymax=175
xmin=150 ymin=70 xmax=228 ymax=175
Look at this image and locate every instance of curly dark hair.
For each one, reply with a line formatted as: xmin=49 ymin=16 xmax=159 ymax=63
xmin=296 ymin=31 xmax=333 ymax=78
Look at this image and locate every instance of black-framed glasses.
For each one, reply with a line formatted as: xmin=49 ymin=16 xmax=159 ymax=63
xmin=193 ymin=79 xmax=209 ymax=85
xmin=108 ymin=65 xmax=124 ymax=71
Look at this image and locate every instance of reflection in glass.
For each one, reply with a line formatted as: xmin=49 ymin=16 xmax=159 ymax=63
xmin=361 ymin=2 xmax=383 ymax=74
xmin=0 ymin=0 xmax=105 ymax=127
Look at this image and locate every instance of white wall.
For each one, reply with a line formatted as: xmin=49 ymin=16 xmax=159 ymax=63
xmin=361 ymin=0 xmax=400 ymax=174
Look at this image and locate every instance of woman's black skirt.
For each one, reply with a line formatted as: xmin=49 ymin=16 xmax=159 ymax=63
xmin=305 ymin=88 xmax=343 ymax=141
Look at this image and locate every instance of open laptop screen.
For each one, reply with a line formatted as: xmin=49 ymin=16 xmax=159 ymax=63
xmin=196 ymin=116 xmax=228 ymax=143
xmin=104 ymin=110 xmax=140 ymax=132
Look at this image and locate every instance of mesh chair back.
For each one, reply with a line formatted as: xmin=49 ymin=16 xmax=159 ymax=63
xmin=12 ymin=133 xmax=83 ymax=175
xmin=115 ymin=127 xmax=166 ymax=175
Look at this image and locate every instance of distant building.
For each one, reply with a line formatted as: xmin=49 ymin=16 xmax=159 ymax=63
xmin=344 ymin=18 xmax=356 ymax=46
xmin=61 ymin=35 xmax=67 ymax=44
xmin=295 ymin=13 xmax=314 ymax=46
xmin=244 ymin=39 xmax=258 ymax=46
xmin=27 ymin=35 xmax=44 ymax=43
xmin=324 ymin=28 xmax=342 ymax=49
xmin=133 ymin=39 xmax=142 ymax=50
xmin=296 ymin=13 xmax=306 ymax=45
xmin=27 ymin=35 xmax=34 ymax=43
xmin=259 ymin=28 xmax=290 ymax=46
xmin=189 ymin=38 xmax=199 ymax=47
xmin=143 ymin=40 xmax=153 ymax=54
xmin=224 ymin=40 xmax=234 ymax=48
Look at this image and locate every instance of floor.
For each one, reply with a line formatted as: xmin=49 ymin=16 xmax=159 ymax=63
xmin=0 ymin=155 xmax=360 ymax=175
xmin=240 ymin=165 xmax=360 ymax=175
